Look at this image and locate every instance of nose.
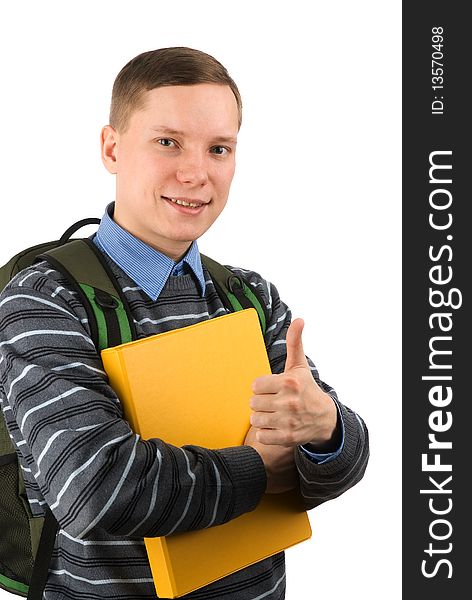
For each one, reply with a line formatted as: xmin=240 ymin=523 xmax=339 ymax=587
xmin=175 ymin=152 xmax=208 ymax=187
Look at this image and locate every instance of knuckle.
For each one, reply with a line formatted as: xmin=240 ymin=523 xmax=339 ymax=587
xmin=283 ymin=375 xmax=301 ymax=394
xmin=286 ymin=397 xmax=300 ymax=414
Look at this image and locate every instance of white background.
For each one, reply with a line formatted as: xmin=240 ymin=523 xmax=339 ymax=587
xmin=0 ymin=1 xmax=401 ymax=599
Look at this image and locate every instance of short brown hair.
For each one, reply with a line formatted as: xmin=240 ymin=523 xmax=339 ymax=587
xmin=109 ymin=47 xmax=242 ymax=133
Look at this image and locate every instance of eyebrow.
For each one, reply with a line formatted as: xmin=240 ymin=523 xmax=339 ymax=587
xmin=150 ymin=126 xmax=237 ymax=144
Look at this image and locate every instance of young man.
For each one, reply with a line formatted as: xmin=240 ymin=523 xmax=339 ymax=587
xmin=0 ymin=48 xmax=369 ymax=599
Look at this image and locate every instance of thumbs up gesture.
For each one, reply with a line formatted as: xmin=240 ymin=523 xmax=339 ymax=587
xmin=249 ymin=318 xmax=338 ymax=448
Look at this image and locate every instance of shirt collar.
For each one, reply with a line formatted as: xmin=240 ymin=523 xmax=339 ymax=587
xmin=94 ymin=202 xmax=206 ymax=301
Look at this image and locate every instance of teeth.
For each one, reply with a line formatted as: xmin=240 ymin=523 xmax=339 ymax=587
xmin=168 ymin=197 xmax=202 ymax=208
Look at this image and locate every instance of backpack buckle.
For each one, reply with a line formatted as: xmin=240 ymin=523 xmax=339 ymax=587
xmin=227 ymin=275 xmax=244 ymax=293
xmin=94 ymin=289 xmax=119 ymax=310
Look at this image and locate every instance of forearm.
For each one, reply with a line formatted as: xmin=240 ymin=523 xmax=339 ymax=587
xmin=0 ymin=285 xmax=266 ymax=539
xmin=295 ymin=401 xmax=369 ymax=510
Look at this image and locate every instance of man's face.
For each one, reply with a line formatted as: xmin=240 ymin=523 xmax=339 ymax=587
xmin=101 ymin=84 xmax=239 ymax=261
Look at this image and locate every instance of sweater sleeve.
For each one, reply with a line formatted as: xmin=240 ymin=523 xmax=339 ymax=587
xmin=228 ymin=266 xmax=370 ymax=511
xmin=0 ymin=267 xmax=266 ymax=540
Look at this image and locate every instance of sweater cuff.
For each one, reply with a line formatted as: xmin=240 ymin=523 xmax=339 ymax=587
xmin=216 ymin=445 xmax=267 ymax=519
xmin=295 ymin=401 xmax=365 ymax=476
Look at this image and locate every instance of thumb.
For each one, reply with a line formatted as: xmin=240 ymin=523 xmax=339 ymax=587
xmin=284 ymin=318 xmax=310 ymax=372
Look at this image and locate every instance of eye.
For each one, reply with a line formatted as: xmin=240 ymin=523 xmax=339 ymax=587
xmin=210 ymin=145 xmax=229 ymax=156
xmin=157 ymin=138 xmax=176 ymax=148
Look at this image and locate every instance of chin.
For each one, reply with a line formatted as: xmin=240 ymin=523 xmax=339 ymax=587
xmin=170 ymin=225 xmax=208 ymax=241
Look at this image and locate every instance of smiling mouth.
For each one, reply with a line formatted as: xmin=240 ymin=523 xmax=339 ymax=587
xmin=162 ymin=196 xmax=207 ymax=208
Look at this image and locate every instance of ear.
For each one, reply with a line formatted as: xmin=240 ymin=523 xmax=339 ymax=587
xmin=101 ymin=125 xmax=119 ymax=174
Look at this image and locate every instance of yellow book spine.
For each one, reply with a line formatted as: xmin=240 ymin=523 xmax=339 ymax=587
xmin=102 ymin=348 xmax=140 ymax=432
xmin=102 ymin=347 xmax=177 ymax=595
xmin=145 ymin=537 xmax=177 ymax=598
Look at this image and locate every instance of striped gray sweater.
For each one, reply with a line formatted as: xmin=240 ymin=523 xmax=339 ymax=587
xmin=0 ymin=249 xmax=369 ymax=599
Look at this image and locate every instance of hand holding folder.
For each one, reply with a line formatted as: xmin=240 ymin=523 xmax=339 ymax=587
xmin=244 ymin=425 xmax=299 ymax=494
xmin=101 ymin=308 xmax=311 ymax=598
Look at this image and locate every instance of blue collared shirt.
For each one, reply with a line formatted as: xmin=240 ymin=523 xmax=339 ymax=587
xmin=94 ymin=202 xmax=343 ymax=464
xmin=94 ymin=203 xmax=206 ymax=301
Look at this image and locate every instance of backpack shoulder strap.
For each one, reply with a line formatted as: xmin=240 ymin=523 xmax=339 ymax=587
xmin=200 ymin=254 xmax=268 ymax=335
xmin=37 ymin=239 xmax=136 ymax=351
xmin=0 ymin=218 xmax=103 ymax=293
xmin=1 ymin=223 xmax=136 ymax=600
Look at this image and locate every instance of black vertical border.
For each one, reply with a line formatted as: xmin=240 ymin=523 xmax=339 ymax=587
xmin=403 ymin=3 xmax=469 ymax=598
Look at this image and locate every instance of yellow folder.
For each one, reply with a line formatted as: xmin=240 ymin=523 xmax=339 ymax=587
xmin=101 ymin=308 xmax=311 ymax=598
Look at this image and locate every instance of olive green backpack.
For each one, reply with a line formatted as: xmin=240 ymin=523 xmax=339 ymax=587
xmin=0 ymin=218 xmax=268 ymax=599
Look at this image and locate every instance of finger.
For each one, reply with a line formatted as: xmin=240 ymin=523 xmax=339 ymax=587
xmin=255 ymin=428 xmax=296 ymax=447
xmin=250 ymin=411 xmax=279 ymax=429
xmin=249 ymin=394 xmax=278 ymax=411
xmin=252 ymin=374 xmax=283 ymax=395
xmin=284 ymin=318 xmax=310 ymax=372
